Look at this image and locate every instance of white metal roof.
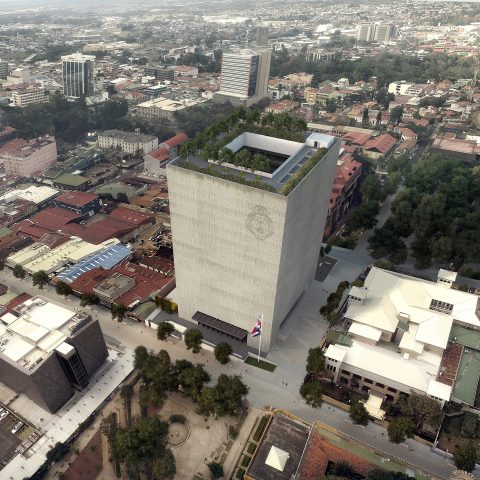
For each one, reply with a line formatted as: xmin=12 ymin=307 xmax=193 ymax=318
xmin=348 ymin=322 xmax=382 ymax=342
xmin=325 ymin=343 xmax=348 ymax=362
xmin=265 ymin=446 xmax=289 ymax=472
xmin=427 ymin=379 xmax=452 ymax=401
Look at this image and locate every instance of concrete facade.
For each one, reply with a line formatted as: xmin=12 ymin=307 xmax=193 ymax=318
xmin=167 ymin=141 xmax=339 ymax=353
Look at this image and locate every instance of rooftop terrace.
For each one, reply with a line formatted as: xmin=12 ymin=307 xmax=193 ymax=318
xmin=171 ymin=132 xmax=337 ymax=195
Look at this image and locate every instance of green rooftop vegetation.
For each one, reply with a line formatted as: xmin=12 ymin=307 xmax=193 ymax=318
xmin=176 ymin=161 xmax=277 ymax=193
xmin=279 ymin=147 xmax=328 ymax=196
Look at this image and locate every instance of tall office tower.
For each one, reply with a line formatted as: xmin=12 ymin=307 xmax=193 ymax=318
xmin=357 ymin=23 xmax=374 ymax=41
xmin=167 ymin=132 xmax=340 ymax=354
xmin=374 ymin=23 xmax=394 ymax=42
xmin=256 ymin=26 xmax=269 ymax=47
xmin=0 ymin=61 xmax=8 ymax=79
xmin=215 ymin=48 xmax=271 ymax=106
xmin=61 ymin=53 xmax=95 ymax=100
xmin=357 ymin=23 xmax=394 ymax=42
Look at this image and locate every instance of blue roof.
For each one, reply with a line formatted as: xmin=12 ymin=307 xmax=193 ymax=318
xmin=58 ymin=244 xmax=131 ymax=283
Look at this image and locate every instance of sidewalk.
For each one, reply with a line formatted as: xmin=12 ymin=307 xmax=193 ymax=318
xmin=222 ymin=407 xmax=262 ymax=479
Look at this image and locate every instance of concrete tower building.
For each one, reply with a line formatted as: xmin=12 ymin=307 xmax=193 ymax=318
xmin=256 ymin=26 xmax=269 ymax=47
xmin=61 ymin=53 xmax=95 ymax=100
xmin=0 ymin=61 xmax=8 ymax=79
xmin=167 ymin=132 xmax=339 ymax=354
xmin=215 ymin=48 xmax=271 ymax=106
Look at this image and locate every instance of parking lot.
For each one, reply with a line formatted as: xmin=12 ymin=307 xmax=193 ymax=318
xmin=0 ymin=409 xmax=24 ymax=464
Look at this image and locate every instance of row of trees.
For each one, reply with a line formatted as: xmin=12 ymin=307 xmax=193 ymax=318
xmin=270 ymin=50 xmax=474 ymax=87
xmin=369 ymin=154 xmax=480 ymax=269
xmin=157 ymin=323 xmax=233 ymax=365
xmin=103 ymin=413 xmax=175 ymax=480
xmin=134 ymin=346 xmax=248 ymax=417
xmin=2 ymin=92 xmax=129 ymax=142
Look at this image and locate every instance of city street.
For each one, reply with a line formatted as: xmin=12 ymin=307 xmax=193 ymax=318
xmin=0 ymin=271 xmax=470 ymax=479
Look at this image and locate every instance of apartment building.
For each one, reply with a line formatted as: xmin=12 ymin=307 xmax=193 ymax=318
xmin=97 ymin=129 xmax=158 ymax=154
xmin=215 ymin=48 xmax=271 ymax=106
xmin=357 ymin=23 xmax=394 ymax=42
xmin=0 ymin=61 xmax=8 ymax=79
xmin=12 ymin=86 xmax=48 ymax=108
xmin=325 ymin=267 xmax=480 ymax=407
xmin=136 ymin=97 xmax=206 ymax=120
xmin=2 ymin=136 xmax=57 ymax=177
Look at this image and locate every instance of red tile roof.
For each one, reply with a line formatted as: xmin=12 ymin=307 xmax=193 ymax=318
xmin=29 ymin=208 xmax=82 ymax=231
xmin=69 ymin=268 xmax=109 ymax=294
xmin=55 ymin=191 xmax=98 ymax=208
xmin=62 ymin=218 xmax=136 ymax=244
xmin=341 ymin=132 xmax=371 ymax=146
xmin=5 ymin=293 xmax=32 ymax=313
xmin=12 ymin=220 xmax=52 ymax=240
xmin=298 ymin=427 xmax=376 ymax=480
xmin=148 ymin=146 xmax=170 ymax=161
xmin=0 ymin=138 xmax=26 ymax=156
xmin=108 ymin=207 xmax=155 ymax=226
xmin=363 ymin=134 xmax=396 ymax=154
xmin=162 ymin=132 xmax=188 ymax=148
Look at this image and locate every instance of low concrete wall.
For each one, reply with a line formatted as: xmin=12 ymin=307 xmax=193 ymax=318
xmin=322 ymin=394 xmax=350 ymax=412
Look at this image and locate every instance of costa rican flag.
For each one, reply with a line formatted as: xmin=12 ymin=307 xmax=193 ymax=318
xmin=251 ymin=318 xmax=262 ymax=337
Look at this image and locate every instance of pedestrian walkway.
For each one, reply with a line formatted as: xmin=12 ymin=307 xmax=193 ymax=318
xmin=222 ymin=407 xmax=262 ymax=479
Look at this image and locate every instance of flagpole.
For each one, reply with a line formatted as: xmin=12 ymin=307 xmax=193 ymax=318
xmin=257 ymin=314 xmax=263 ymax=362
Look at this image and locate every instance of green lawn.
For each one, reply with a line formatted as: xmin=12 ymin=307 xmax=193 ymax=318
xmin=245 ymin=356 xmax=276 ymax=372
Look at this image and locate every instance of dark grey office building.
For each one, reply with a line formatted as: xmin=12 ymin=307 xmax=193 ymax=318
xmin=0 ymin=296 xmax=108 ymax=413
xmin=61 ymin=53 xmax=95 ymax=99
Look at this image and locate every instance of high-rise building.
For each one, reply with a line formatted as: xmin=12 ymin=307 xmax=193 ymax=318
xmin=256 ymin=26 xmax=269 ymax=47
xmin=357 ymin=23 xmax=394 ymax=42
xmin=61 ymin=53 xmax=95 ymax=100
xmin=167 ymin=132 xmax=339 ymax=354
xmin=215 ymin=49 xmax=271 ymax=106
xmin=0 ymin=61 xmax=8 ymax=79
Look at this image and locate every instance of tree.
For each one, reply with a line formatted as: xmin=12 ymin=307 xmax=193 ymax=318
xmin=116 ymin=192 xmax=129 ymax=203
xmin=453 ymin=443 xmax=477 ymax=472
xmin=185 ymin=328 xmax=203 ymax=353
xmin=390 ymin=106 xmax=403 ymax=124
xmin=197 ymin=374 xmax=248 ymax=417
xmin=111 ymin=303 xmax=128 ymax=322
xmin=387 ymin=416 xmax=414 ymax=443
xmin=214 ymin=374 xmax=249 ymax=416
xmin=157 ymin=322 xmax=175 ymax=340
xmin=214 ymin=342 xmax=232 ymax=364
xmin=329 ymin=461 xmax=356 ymax=478
xmin=306 ymin=347 xmax=325 ymax=374
xmin=13 ymin=264 xmax=26 ymax=279
xmin=55 ymin=281 xmax=72 ymax=296
xmin=350 ymin=401 xmax=369 ymax=425
xmin=178 ymin=363 xmax=210 ymax=400
xmin=300 ymin=380 xmax=324 ymax=409
xmin=401 ymin=392 xmax=443 ymax=430
xmin=110 ymin=416 xmax=169 ymax=466
xmin=32 ymin=270 xmax=49 ymax=289
xmin=208 ymin=462 xmax=224 ymax=479
xmin=80 ymin=292 xmax=99 ymax=306
xmin=153 ymin=448 xmax=176 ymax=480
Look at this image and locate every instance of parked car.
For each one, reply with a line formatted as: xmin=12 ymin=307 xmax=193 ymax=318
xmin=0 ymin=410 xmax=8 ymax=420
xmin=11 ymin=422 xmax=23 ymax=434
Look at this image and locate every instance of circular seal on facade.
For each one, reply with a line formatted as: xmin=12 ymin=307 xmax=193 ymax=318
xmin=246 ymin=205 xmax=274 ymax=240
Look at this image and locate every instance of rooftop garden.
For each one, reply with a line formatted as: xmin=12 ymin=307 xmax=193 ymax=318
xmin=176 ymin=106 xmax=330 ymax=195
